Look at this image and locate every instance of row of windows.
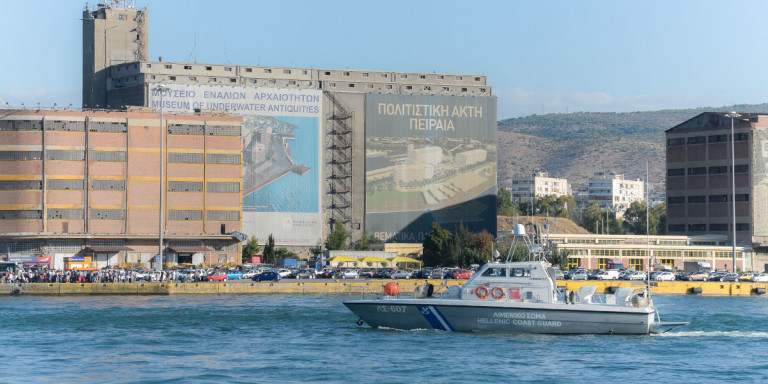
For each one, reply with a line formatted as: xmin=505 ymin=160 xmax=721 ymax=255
xmin=668 ymin=133 xmax=750 ymax=146
xmin=0 ymin=120 xmax=129 ymax=132
xmin=0 ymin=120 xmax=42 ymax=131
xmin=167 ymin=210 xmax=240 ymax=221
xmin=667 ymin=194 xmax=749 ymax=204
xmin=167 ymin=124 xmax=241 ymax=136
xmin=166 ymin=181 xmax=241 ymax=193
xmin=168 ymin=153 xmax=240 ymax=164
xmin=0 ymin=179 xmax=238 ymax=192
xmin=668 ymin=165 xmax=749 ymax=176
xmin=668 ymin=223 xmax=750 ymax=232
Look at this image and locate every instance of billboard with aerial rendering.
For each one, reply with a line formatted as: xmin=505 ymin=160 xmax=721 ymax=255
xmin=365 ymin=93 xmax=497 ymax=242
xmin=150 ymin=85 xmax=322 ymax=246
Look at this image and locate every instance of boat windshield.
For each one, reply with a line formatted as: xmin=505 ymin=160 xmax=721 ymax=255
xmin=479 ymin=266 xmax=530 ymax=278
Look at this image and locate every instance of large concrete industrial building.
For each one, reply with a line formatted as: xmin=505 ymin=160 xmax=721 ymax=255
xmin=82 ymin=2 xmax=498 ymax=252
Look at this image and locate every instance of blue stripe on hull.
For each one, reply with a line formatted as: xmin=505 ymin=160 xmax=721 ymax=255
xmin=418 ymin=306 xmax=454 ymax=331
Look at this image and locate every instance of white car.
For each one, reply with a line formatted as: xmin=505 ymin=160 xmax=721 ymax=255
xmin=276 ymin=269 xmax=293 ymax=278
xmin=750 ymin=273 xmax=768 ymax=282
xmin=338 ymin=269 xmax=359 ymax=279
xmin=391 ymin=270 xmax=414 ymax=279
xmin=242 ymin=269 xmax=259 ymax=279
xmin=571 ymin=270 xmax=588 ymax=280
xmin=627 ymin=271 xmax=647 ymax=281
xmin=654 ymin=271 xmax=676 ymax=281
xmin=596 ymin=270 xmax=619 ymax=280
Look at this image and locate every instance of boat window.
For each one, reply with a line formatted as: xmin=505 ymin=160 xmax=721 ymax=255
xmin=481 ymin=267 xmax=506 ymax=277
xmin=510 ymin=268 xmax=530 ymax=277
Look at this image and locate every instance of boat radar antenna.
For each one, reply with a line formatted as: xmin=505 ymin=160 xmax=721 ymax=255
xmin=505 ymin=223 xmax=544 ymax=262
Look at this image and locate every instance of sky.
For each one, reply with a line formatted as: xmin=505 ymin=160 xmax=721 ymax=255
xmin=1 ymin=0 xmax=767 ymax=119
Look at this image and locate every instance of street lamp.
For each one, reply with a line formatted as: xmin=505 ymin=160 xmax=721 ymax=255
xmin=153 ymin=84 xmax=169 ymax=271
xmin=725 ymin=112 xmax=741 ymax=273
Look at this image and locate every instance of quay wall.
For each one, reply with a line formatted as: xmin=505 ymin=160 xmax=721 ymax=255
xmin=1 ymin=280 xmax=766 ymax=296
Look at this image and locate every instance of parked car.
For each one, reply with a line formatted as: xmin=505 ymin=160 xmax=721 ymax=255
xmin=452 ymin=269 xmax=474 ymax=279
xmin=242 ymin=269 xmax=259 ymax=279
xmin=318 ymin=268 xmax=336 ymax=279
xmin=208 ymin=271 xmax=228 ymax=282
xmin=552 ymin=267 xmax=564 ymax=280
xmin=571 ymin=269 xmax=589 ymax=281
xmin=295 ymin=268 xmax=317 ymax=279
xmin=706 ymin=272 xmax=728 ymax=282
xmin=596 ymin=270 xmax=620 ymax=280
xmin=226 ymin=269 xmax=243 ymax=280
xmin=276 ymin=269 xmax=292 ymax=278
xmin=428 ymin=268 xmax=444 ymax=279
xmin=391 ymin=270 xmax=414 ymax=279
xmin=373 ymin=268 xmax=395 ymax=279
xmin=722 ymin=273 xmax=740 ymax=282
xmin=588 ymin=270 xmax=604 ymax=280
xmin=253 ymin=271 xmax=281 ymax=282
xmin=654 ymin=271 xmax=676 ymax=281
xmin=740 ymin=272 xmax=758 ymax=281
xmin=750 ymin=273 xmax=768 ymax=282
xmin=687 ymin=271 xmax=708 ymax=281
xmin=627 ymin=271 xmax=647 ymax=281
xmin=334 ymin=269 xmax=359 ymax=279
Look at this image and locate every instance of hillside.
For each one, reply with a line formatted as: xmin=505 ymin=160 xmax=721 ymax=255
xmin=497 ymin=103 xmax=768 ymax=194
xmin=498 ymin=215 xmax=589 ymax=235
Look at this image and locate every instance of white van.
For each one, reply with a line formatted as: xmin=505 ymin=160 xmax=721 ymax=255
xmin=596 ymin=270 xmax=620 ymax=280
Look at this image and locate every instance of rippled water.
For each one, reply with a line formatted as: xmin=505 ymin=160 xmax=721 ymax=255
xmin=0 ymin=294 xmax=766 ymax=383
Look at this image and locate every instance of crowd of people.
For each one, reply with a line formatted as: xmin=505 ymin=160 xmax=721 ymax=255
xmin=0 ymin=267 xmax=209 ymax=284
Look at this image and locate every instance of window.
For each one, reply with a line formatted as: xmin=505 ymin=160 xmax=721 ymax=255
xmin=480 ymin=88 xmax=487 ymax=93
xmin=329 ymin=83 xmax=336 ymax=87
xmin=168 ymin=181 xmax=203 ymax=192
xmin=168 ymin=124 xmax=204 ymax=135
xmin=481 ymin=267 xmax=507 ymax=277
xmin=90 ymin=209 xmax=126 ymax=220
xmin=207 ymin=182 xmax=239 ymax=193
xmin=366 ymin=84 xmax=374 ymax=88
xmin=474 ymin=76 xmax=481 ymax=81
xmin=624 ymin=250 xmax=646 ymax=257
xmin=207 ymin=153 xmax=240 ymax=164
xmin=628 ymin=259 xmax=643 ymax=270
xmin=688 ymin=224 xmax=707 ymax=231
xmin=0 ymin=210 xmax=41 ymax=220
xmin=667 ymin=168 xmax=685 ymax=176
xmin=734 ymin=164 xmax=749 ymax=173
xmin=90 ymin=180 xmax=125 ymax=191
xmin=456 ymin=76 xmax=463 ymax=80
xmin=736 ymin=223 xmax=750 ymax=231
xmin=419 ymin=75 xmax=426 ymax=79
xmin=208 ymin=77 xmax=216 ymax=82
xmin=656 ymin=250 xmax=681 ymax=257
xmin=207 ymin=210 xmax=239 ymax=221
xmin=184 ymin=65 xmax=192 ymax=70
xmin=229 ymin=78 xmax=236 ymax=83
xmin=190 ymin=76 xmax=196 ymax=81
xmin=348 ymin=83 xmax=355 ymax=88
xmin=169 ymin=76 xmax=176 ymax=81
xmin=47 ymin=150 xmax=84 ymax=161
xmin=90 ymin=151 xmax=126 ymax=162
xmin=324 ymin=71 xmax=331 ymax=75
xmin=381 ymin=73 xmax=388 ymax=78
xmin=168 ymin=210 xmax=202 ymax=221
xmin=206 ymin=125 xmax=241 ymax=136
xmin=264 ymin=69 xmax=272 ymax=73
xmin=284 ymin=69 xmax=291 ymax=74
xmin=47 ymin=179 xmax=83 ymax=190
xmin=343 ymin=71 xmax=350 ymax=76
xmin=709 ymin=223 xmax=728 ymax=231
xmin=687 ymin=196 xmax=706 ymax=203
xmin=406 ymin=86 xmax=413 ymax=90
xmin=735 ymin=194 xmax=749 ymax=202
xmin=224 ymin=67 xmax=232 ymax=72
xmin=424 ymin=86 xmax=431 ymax=91
xmin=667 ymin=138 xmax=685 ymax=146
xmin=708 ymin=134 xmax=728 ymax=143
xmin=168 ymin=153 xmax=204 ymax=164
xmin=289 ymin=80 xmax=296 ymax=85
xmin=303 ymin=70 xmax=308 ymax=75
xmin=461 ymin=87 xmax=467 ymax=92
xmin=205 ymin=66 xmax=212 ymax=71
xmin=709 ymin=195 xmax=728 ymax=203
xmin=687 ymin=167 xmax=706 ymax=176
xmin=437 ymin=75 xmax=444 ymax=79
xmin=245 ymin=68 xmax=252 ymax=73
xmin=597 ymin=258 xmax=608 ymax=269
xmin=48 ymin=120 xmax=85 ymax=132
xmin=0 ymin=180 xmax=41 ymax=190
xmin=362 ymin=73 xmax=369 ymax=77
xmin=659 ymin=258 xmax=675 ymax=267
xmin=442 ymin=87 xmax=450 ymax=91
xmin=708 ymin=166 xmax=727 ymax=174
xmin=165 ymin=64 xmax=172 ymax=69
xmin=667 ymin=196 xmax=685 ymax=204
xmin=400 ymin=74 xmax=408 ymax=79
xmin=567 ymin=258 xmax=581 ymax=269
xmin=734 ymin=132 xmax=749 ymax=141
xmin=668 ymin=224 xmax=685 ymax=232
xmin=89 ymin=121 xmax=126 ymax=133
xmin=386 ymin=85 xmax=393 ymax=89
xmin=687 ymin=136 xmax=706 ymax=145
xmin=0 ymin=151 xmax=42 ymax=160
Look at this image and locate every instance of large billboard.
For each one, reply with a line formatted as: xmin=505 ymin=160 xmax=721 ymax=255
xmin=365 ymin=93 xmax=497 ymax=242
xmin=150 ymin=85 xmax=322 ymax=246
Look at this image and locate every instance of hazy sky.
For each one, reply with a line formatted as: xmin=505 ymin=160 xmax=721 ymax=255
xmin=1 ymin=0 xmax=767 ymax=119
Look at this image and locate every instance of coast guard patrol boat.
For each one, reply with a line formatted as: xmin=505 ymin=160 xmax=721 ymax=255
xmin=344 ymin=225 xmax=687 ymax=335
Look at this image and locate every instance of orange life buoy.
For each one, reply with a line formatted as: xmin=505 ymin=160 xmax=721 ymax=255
xmin=476 ymin=286 xmax=489 ymax=300
xmin=491 ymin=287 xmax=505 ymax=300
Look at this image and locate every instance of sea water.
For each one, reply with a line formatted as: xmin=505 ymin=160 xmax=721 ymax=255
xmin=0 ymin=294 xmax=766 ymax=383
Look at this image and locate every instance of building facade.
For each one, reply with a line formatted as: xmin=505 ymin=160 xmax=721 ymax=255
xmin=587 ymin=172 xmax=644 ymax=216
xmin=0 ymin=109 xmax=243 ymax=269
xmin=83 ymin=3 xmax=498 ymax=250
xmin=509 ymin=170 xmax=570 ymax=203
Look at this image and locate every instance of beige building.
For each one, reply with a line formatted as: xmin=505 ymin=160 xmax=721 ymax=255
xmin=82 ymin=2 xmax=496 ymax=250
xmin=509 ymin=170 xmax=570 ymax=203
xmin=0 ymin=109 xmax=243 ymax=269
xmin=587 ymin=172 xmax=644 ymax=216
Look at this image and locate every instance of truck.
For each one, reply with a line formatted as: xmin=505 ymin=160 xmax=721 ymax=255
xmin=275 ymin=258 xmax=297 ymax=268
xmin=684 ymin=261 xmax=711 ymax=273
xmin=605 ymin=259 xmax=624 ymax=270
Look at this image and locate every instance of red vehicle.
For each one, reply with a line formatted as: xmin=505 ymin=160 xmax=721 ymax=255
xmin=208 ymin=271 xmax=228 ymax=282
xmin=452 ymin=269 xmax=474 ymax=279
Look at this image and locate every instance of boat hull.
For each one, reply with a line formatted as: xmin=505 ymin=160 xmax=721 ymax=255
xmin=344 ymin=299 xmax=655 ymax=335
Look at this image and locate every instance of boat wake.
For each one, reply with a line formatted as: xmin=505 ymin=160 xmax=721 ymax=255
xmin=653 ymin=330 xmax=768 ymax=338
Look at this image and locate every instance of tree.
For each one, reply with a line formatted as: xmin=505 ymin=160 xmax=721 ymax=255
xmin=241 ymin=236 xmax=260 ymax=264
xmin=263 ymin=234 xmax=276 ymax=264
xmin=422 ymin=222 xmax=453 ymax=266
xmin=357 ymin=229 xmax=379 ymax=251
xmin=325 ymin=221 xmax=348 ymax=250
xmin=497 ymin=187 xmax=517 ymax=216
xmin=548 ymin=249 xmax=571 ymax=270
xmin=309 ymin=241 xmax=322 ymax=256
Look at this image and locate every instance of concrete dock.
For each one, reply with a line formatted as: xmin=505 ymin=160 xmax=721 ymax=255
xmin=1 ymin=280 xmax=767 ymax=296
